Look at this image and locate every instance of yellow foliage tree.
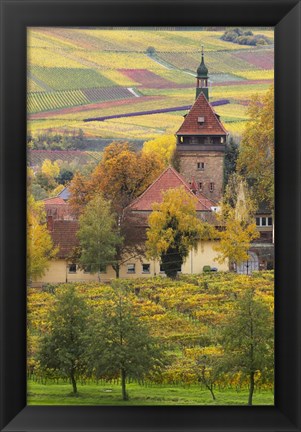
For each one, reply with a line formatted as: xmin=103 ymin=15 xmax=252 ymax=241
xmin=237 ymin=85 xmax=274 ymax=209
xmin=146 ymin=187 xmax=214 ymax=278
xmin=214 ymin=175 xmax=259 ymax=268
xmin=27 ymin=195 xmax=57 ymax=282
xmin=93 ymin=142 xmax=164 ymax=211
xmin=41 ymin=159 xmax=60 ymax=179
xmin=142 ymin=134 xmax=176 ymax=166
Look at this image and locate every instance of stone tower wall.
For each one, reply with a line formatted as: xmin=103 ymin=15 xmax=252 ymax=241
xmin=178 ymin=151 xmax=224 ymax=203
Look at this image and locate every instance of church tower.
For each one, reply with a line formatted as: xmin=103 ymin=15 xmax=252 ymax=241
xmin=176 ymin=48 xmax=228 ymax=203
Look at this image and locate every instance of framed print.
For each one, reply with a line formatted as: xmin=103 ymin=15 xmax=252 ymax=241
xmin=0 ymin=0 xmax=300 ymax=431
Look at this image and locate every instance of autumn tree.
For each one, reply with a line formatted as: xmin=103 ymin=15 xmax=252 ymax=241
xmin=87 ymin=288 xmax=165 ymax=400
xmin=38 ymin=286 xmax=90 ymax=395
xmin=142 ymin=134 xmax=176 ymax=166
xmin=91 ymin=142 xmax=164 ymax=212
xmin=77 ymin=195 xmax=122 ymax=280
xmin=221 ymin=289 xmax=274 ymax=405
xmin=214 ymin=175 xmax=259 ymax=269
xmin=27 ymin=194 xmax=57 ymax=282
xmin=237 ymin=85 xmax=274 ymax=210
xmin=41 ymin=159 xmax=60 ymax=178
xmin=68 ymin=172 xmax=95 ymax=217
xmin=69 ymin=142 xmax=163 ymax=215
xmin=146 ymin=187 xmax=213 ymax=278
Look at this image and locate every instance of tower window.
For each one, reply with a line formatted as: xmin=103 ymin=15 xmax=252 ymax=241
xmin=199 ymin=182 xmax=203 ymax=191
xmin=197 ymin=162 xmax=205 ymax=170
xmin=209 ymin=182 xmax=214 ymax=192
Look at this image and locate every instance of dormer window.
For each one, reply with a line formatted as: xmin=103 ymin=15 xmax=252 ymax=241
xmin=198 ymin=116 xmax=205 ymax=124
xmin=197 ymin=162 xmax=205 ymax=170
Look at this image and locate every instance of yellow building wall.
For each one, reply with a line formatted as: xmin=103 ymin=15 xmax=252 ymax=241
xmin=35 ymin=240 xmax=228 ymax=285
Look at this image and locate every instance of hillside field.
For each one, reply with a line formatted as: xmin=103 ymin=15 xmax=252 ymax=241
xmin=27 ymin=271 xmax=274 ymax=406
xmin=27 ymin=28 xmax=274 ymax=141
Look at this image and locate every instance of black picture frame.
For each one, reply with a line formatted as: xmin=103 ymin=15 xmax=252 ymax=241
xmin=0 ymin=1 xmax=300 ymax=431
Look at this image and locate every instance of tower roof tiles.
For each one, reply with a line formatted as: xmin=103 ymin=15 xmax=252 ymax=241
xmin=176 ymin=92 xmax=228 ymax=136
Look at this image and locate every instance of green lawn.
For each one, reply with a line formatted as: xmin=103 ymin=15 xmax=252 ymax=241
xmin=27 ymin=380 xmax=274 ymax=406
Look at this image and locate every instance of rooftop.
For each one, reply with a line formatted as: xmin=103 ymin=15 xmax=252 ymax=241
xmin=127 ymin=166 xmax=215 ymax=212
xmin=176 ymin=92 xmax=228 ymax=136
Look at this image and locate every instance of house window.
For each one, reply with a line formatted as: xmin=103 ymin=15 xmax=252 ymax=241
xmin=197 ymin=162 xmax=205 ymax=170
xmin=83 ymin=265 xmax=91 ymax=273
xmin=68 ymin=263 xmax=77 ymax=274
xmin=199 ymin=182 xmax=203 ymax=191
xmin=256 ymin=217 xmax=273 ymax=227
xmin=209 ymin=182 xmax=214 ymax=192
xmin=127 ymin=264 xmax=135 ymax=274
xmin=142 ymin=263 xmax=150 ymax=274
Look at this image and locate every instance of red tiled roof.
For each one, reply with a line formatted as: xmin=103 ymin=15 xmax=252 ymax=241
xmin=127 ymin=166 xmax=215 ymax=212
xmin=50 ymin=220 xmax=79 ymax=258
xmin=176 ymin=92 xmax=228 ymax=136
xmin=43 ymin=197 xmax=67 ymax=205
xmin=43 ymin=197 xmax=74 ymax=221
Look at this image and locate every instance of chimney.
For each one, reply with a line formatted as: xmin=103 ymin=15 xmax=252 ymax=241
xmin=47 ymin=215 xmax=54 ymax=232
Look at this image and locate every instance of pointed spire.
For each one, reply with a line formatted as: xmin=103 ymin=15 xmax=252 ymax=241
xmin=196 ymin=45 xmax=209 ymax=100
xmin=197 ymin=45 xmax=208 ymax=78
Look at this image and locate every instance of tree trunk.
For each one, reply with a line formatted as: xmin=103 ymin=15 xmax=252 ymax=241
xmin=248 ymin=371 xmax=255 ymax=406
xmin=209 ymin=386 xmax=216 ymax=401
xmin=113 ymin=264 xmax=120 ymax=279
xmin=70 ymin=371 xmax=77 ymax=395
xmin=121 ymin=368 xmax=128 ymax=400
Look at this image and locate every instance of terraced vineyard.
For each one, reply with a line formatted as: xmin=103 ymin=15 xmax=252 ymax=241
xmin=27 ymin=27 xmax=274 ymax=139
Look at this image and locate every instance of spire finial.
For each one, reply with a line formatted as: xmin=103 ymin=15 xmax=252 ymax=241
xmin=201 ymin=45 xmax=204 ymax=58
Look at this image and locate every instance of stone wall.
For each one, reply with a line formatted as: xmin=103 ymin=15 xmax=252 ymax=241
xmin=178 ymin=151 xmax=224 ymax=202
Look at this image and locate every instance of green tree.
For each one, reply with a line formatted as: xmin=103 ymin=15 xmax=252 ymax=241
xmin=88 ymin=289 xmax=165 ymax=400
xmin=146 ymin=187 xmax=213 ymax=278
xmin=224 ymin=135 xmax=239 ymax=188
xmin=38 ymin=286 xmax=90 ymax=395
xmin=77 ymin=195 xmax=122 ymax=280
xmin=221 ymin=289 xmax=274 ymax=405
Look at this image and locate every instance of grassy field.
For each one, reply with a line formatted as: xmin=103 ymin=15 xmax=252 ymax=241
xmin=27 ymin=27 xmax=274 ymax=140
xmin=28 ymin=380 xmax=274 ymax=406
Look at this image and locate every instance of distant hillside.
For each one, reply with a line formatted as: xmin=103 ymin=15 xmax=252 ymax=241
xmin=27 ymin=28 xmax=274 ymax=141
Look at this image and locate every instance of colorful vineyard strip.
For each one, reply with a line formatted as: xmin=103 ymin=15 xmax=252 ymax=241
xmin=84 ymin=99 xmax=230 ymax=122
xmin=82 ymin=87 xmax=135 ymax=103
xmin=233 ymin=51 xmax=274 ymax=69
xmin=119 ymin=69 xmax=191 ymax=89
xmin=30 ymin=66 xmax=116 ymax=91
xmin=28 ymin=87 xmax=137 ymax=114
